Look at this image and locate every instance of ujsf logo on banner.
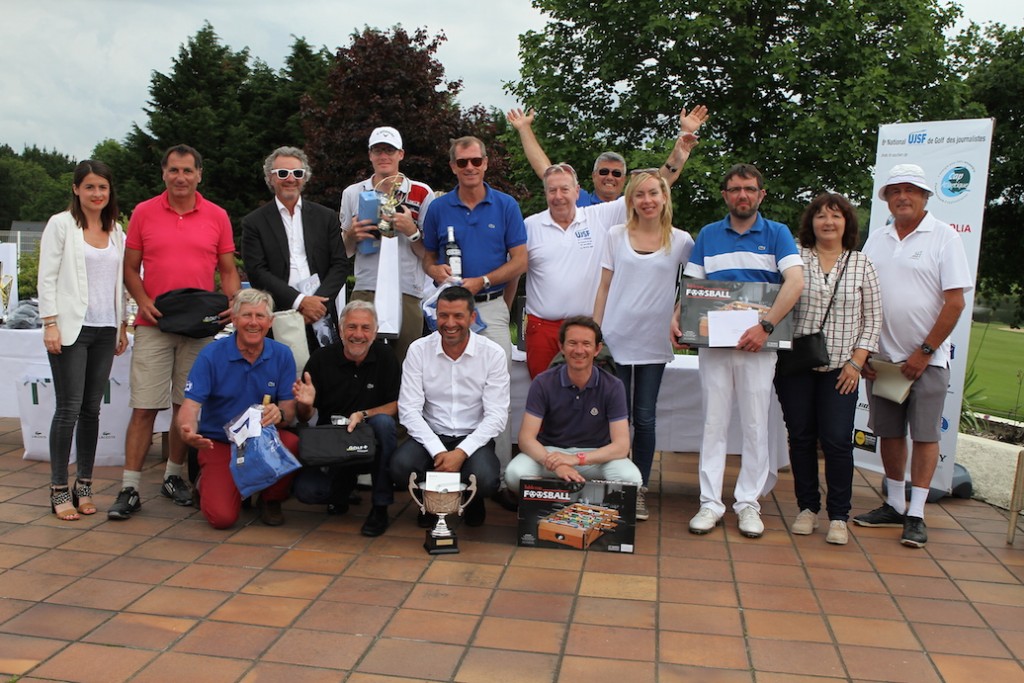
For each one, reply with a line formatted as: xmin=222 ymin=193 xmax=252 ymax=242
xmin=936 ymin=161 xmax=974 ymax=204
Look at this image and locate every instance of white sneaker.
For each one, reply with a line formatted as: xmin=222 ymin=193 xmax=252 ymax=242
xmin=737 ymin=506 xmax=764 ymax=538
xmin=688 ymin=506 xmax=721 ymax=534
xmin=826 ymin=520 xmax=848 ymax=545
xmin=791 ymin=509 xmax=819 ymax=535
xmin=636 ymin=487 xmax=649 ymax=521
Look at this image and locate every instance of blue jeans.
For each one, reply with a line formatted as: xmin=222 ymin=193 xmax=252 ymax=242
xmin=47 ymin=326 xmax=117 ymax=487
xmin=774 ymin=368 xmax=857 ymax=520
xmin=616 ymin=362 xmax=666 ymax=486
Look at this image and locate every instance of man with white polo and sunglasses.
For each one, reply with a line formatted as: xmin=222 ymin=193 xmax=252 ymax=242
xmin=242 ymin=146 xmax=351 ymax=353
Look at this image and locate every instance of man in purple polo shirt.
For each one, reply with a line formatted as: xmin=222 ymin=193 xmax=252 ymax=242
xmin=505 ymin=317 xmax=642 ymax=500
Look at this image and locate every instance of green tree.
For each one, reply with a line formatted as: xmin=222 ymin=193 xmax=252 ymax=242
xmin=509 ymin=0 xmax=968 ymax=231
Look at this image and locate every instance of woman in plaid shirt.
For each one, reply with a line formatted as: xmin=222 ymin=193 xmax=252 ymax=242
xmin=774 ymin=193 xmax=881 ymax=545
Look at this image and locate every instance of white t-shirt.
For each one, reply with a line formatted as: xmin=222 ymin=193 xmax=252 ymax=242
xmin=600 ymin=225 xmax=694 ymax=364
xmin=83 ymin=240 xmax=119 ymax=327
xmin=862 ymin=211 xmax=973 ymax=367
xmin=524 ymin=197 xmax=625 ymax=320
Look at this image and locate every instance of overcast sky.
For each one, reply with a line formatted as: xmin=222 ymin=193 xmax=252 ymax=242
xmin=1 ymin=0 xmax=1019 ymax=161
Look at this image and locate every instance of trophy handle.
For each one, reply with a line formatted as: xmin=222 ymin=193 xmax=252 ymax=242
xmin=408 ymin=472 xmax=426 ymax=514
xmin=458 ymin=474 xmax=478 ymax=516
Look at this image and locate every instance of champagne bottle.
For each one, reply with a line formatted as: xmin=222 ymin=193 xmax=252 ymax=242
xmin=445 ymin=226 xmax=463 ymax=280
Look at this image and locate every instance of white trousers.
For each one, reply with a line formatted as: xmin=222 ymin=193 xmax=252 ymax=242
xmin=697 ymin=347 xmax=777 ymax=516
xmin=504 ymin=448 xmax=643 ymax=495
xmin=475 ymin=296 xmax=512 ymax=474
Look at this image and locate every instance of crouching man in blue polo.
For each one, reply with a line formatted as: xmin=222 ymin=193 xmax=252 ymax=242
xmin=505 ymin=317 xmax=642 ymax=508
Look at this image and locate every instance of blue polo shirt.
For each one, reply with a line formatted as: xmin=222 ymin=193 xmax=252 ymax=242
xmin=184 ymin=335 xmax=296 ymax=440
xmin=576 ymin=188 xmax=605 ymax=207
xmin=423 ymin=183 xmax=527 ymax=288
xmin=684 ymin=212 xmax=800 ymax=283
xmin=525 ymin=365 xmax=628 ymax=449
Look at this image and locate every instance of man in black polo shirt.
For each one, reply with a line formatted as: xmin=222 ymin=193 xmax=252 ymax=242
xmin=505 ymin=317 xmax=642 ymax=503
xmin=293 ymin=300 xmax=400 ymax=536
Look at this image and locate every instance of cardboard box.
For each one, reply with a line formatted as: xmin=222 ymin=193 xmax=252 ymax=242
xmin=517 ymin=478 xmax=636 ymax=553
xmin=677 ymin=278 xmax=793 ymax=350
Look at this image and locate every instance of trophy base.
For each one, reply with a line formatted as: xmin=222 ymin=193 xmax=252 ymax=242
xmin=424 ymin=530 xmax=460 ymax=555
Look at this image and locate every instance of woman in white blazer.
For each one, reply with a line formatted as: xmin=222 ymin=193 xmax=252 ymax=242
xmin=37 ymin=160 xmax=128 ymax=521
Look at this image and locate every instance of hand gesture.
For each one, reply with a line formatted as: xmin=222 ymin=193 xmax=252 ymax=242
xmin=506 ymin=107 xmax=536 ymax=131
xmin=292 ymin=372 xmax=316 ymax=408
xmin=680 ymin=104 xmax=709 ymax=134
xmin=181 ymin=423 xmax=214 ymax=450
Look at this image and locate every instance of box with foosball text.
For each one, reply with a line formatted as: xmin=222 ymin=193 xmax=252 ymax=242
xmin=517 ymin=478 xmax=637 ymax=553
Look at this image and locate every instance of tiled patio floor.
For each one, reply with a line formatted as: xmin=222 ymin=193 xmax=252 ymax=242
xmin=1 ymin=416 xmax=1022 ymax=682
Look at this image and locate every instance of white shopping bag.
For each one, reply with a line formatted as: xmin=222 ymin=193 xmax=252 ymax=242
xmin=18 ymin=376 xmax=55 ymax=460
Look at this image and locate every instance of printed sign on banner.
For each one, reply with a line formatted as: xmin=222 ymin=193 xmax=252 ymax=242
xmin=856 ymin=118 xmax=994 ymax=492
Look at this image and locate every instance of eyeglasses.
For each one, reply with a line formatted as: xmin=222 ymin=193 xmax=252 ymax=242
xmin=370 ymin=145 xmax=400 ymax=155
xmin=724 ymin=186 xmax=761 ymax=196
xmin=544 ymin=163 xmax=578 ymax=182
xmin=597 ymin=168 xmax=624 ymax=178
xmin=454 ymin=157 xmax=485 ymax=168
xmin=272 ymin=168 xmax=306 ymax=180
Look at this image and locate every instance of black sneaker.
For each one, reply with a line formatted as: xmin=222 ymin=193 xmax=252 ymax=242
xmin=161 ymin=475 xmax=193 ymax=507
xmin=361 ymin=505 xmax=390 ymax=537
xmin=852 ymin=503 xmax=904 ymax=528
xmin=107 ymin=487 xmax=141 ymax=520
xmin=900 ymin=516 xmax=928 ymax=548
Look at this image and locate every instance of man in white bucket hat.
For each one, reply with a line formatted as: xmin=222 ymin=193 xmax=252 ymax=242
xmin=855 ymin=163 xmax=972 ymax=548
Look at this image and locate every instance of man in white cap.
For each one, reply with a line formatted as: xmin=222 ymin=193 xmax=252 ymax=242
xmin=340 ymin=126 xmax=434 ymax=362
xmin=855 ymin=163 xmax=972 ymax=548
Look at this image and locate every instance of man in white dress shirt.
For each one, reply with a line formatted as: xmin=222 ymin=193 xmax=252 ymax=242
xmin=390 ymin=286 xmax=509 ymax=527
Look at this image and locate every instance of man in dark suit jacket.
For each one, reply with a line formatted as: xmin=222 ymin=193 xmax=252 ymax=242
xmin=242 ymin=146 xmax=351 ymax=351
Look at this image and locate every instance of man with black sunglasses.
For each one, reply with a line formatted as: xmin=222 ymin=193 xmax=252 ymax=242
xmin=242 ymin=146 xmax=351 ymax=353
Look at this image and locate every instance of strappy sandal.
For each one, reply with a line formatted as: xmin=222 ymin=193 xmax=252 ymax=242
xmin=51 ymin=486 xmax=80 ymax=521
xmin=73 ymin=480 xmax=97 ymax=515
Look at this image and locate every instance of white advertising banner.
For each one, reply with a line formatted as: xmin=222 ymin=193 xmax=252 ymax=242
xmin=855 ymin=118 xmax=994 ymax=491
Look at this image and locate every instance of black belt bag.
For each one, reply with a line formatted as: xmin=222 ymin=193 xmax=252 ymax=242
xmin=298 ymin=423 xmax=376 ymax=467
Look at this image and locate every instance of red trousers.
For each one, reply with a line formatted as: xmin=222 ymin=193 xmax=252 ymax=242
xmin=197 ymin=429 xmax=299 ymax=529
xmin=525 ymin=315 xmax=564 ymax=379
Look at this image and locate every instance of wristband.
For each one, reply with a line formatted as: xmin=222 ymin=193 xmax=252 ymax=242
xmin=44 ymin=321 xmax=57 ymax=328
xmin=576 ymin=452 xmax=586 ymax=466
xmin=407 ymin=229 xmax=422 ymax=243
xmin=846 ymin=359 xmax=862 ymax=372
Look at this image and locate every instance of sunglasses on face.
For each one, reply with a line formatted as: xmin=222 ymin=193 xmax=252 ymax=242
xmin=272 ymin=168 xmax=306 ymax=180
xmin=597 ymin=168 xmax=624 ymax=178
xmin=454 ymin=157 xmax=485 ymax=168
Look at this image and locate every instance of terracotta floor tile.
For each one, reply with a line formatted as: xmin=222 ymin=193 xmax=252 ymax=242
xmin=509 ymin=547 xmax=586 ymax=570
xmin=499 ymin=565 xmax=580 ymax=594
xmin=839 ymin=644 xmax=943 ymax=683
xmin=583 ymin=551 xmax=658 ymax=576
xmin=82 ymin=612 xmax=194 ymax=650
xmin=403 ymin=583 xmax=492 ymax=615
xmin=90 ymin=555 xmax=187 ymax=585
xmin=578 ymin=572 xmax=657 ymax=601
xmin=737 ymin=583 xmax=819 ymax=613
xmin=755 ymin=673 xmax=843 ymax=682
xmin=0 ymin=632 xmax=68 ymax=675
xmin=732 ymin=560 xmax=809 ymax=588
xmin=164 ymin=563 xmax=259 ymax=592
xmin=0 ymin=523 xmax=85 ymax=551
xmin=827 ymin=615 xmax=920 ymax=649
xmin=0 ymin=542 xmax=45 ymax=568
xmin=15 ymin=548 xmax=112 ymax=577
xmin=926 ymin=541 xmax=1001 ymax=563
xmin=174 ymin=620 xmax=279 ymax=659
xmin=420 ymin=560 xmax=504 ymax=588
xmin=241 ymin=661 xmax=347 ymax=683
xmin=659 ymin=631 xmax=749 ymax=669
xmin=454 ymin=647 xmax=558 ymax=683
xmin=558 ymin=655 xmax=656 ymax=681
xmin=292 ymin=600 xmax=392 ymax=635
xmin=195 ymin=542 xmax=285 ymax=569
xmin=660 ymin=536 xmax=731 ymax=563
xmin=805 ymin=566 xmax=888 ymax=593
xmin=931 ymin=654 xmax=1024 ymax=683
xmin=208 ymin=593 xmax=309 ymax=627
xmin=998 ymin=629 xmax=1024 ymax=660
xmin=223 ymin=524 xmax=308 ymax=547
xmin=93 ymin=514 xmax=178 ymax=537
xmin=976 ymin=603 xmax=1024 ymax=632
xmin=485 ymin=589 xmax=574 ymax=622
xmin=744 ymin=610 xmax=831 ymax=643
xmin=0 ymin=568 xmax=75 ymax=601
xmin=658 ymin=556 xmax=731 ymax=580
xmin=131 ymin=651 xmax=251 ymax=682
xmin=658 ymin=663 xmax=754 ymax=682
xmin=574 ymin=596 xmax=656 ymax=629
xmin=46 ymin=576 xmax=151 ymax=610
xmin=57 ymin=529 xmax=144 ymax=555
xmin=870 ymin=553 xmax=945 ymax=577
xmin=383 ymin=608 xmax=478 ymax=645
xmin=727 ymin=542 xmax=801 ymax=567
xmin=815 ymin=589 xmax=901 ymax=620
xmin=748 ymin=638 xmax=844 ymax=677
xmin=658 ymin=577 xmax=738 ymax=607
xmin=28 ymin=641 xmax=156 ymax=683
xmin=471 ymin=615 xmax=563 ymax=653
xmin=362 ymin=534 xmax=438 ymax=559
xmin=0 ymin=603 xmax=111 ymax=641
xmin=128 ymin=536 xmax=215 ymax=563
xmin=262 ymin=627 xmax=371 ymax=669
xmin=344 ymin=554 xmax=429 ymax=582
xmin=565 ymin=622 xmax=655 ymax=661
xmin=125 ymin=585 xmax=230 ymax=618
xmin=240 ymin=569 xmax=333 ymax=599
xmin=797 ymin=545 xmax=875 ymax=572
xmin=434 ymin=539 xmax=514 ymax=565
xmin=157 ymin=518 xmax=240 ymax=544
xmin=267 ymin=548 xmax=355 ymax=575
xmin=914 ymin=622 xmax=1013 ymax=657
xmin=320 ymin=576 xmax=413 ymax=607
xmin=957 ymin=579 xmax=1024 ymax=607
xmin=895 ymin=595 xmax=987 ymax=627
xmin=881 ymin=573 xmax=964 ymax=600
xmin=359 ymin=638 xmax=464 ymax=680
xmin=658 ymin=602 xmax=742 ymax=636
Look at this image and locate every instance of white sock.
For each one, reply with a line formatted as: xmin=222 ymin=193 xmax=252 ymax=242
xmin=886 ymin=478 xmax=907 ymax=514
xmin=122 ymin=470 xmax=142 ymax=490
xmin=907 ymin=486 xmax=929 ymax=519
xmin=164 ymin=461 xmax=184 ymax=479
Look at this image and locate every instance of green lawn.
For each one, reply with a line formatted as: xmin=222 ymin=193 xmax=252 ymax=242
xmin=966 ymin=322 xmax=1024 ymax=420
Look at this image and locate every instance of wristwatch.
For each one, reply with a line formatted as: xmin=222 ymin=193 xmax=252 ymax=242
xmin=360 ymin=410 xmax=369 ymax=420
xmin=482 ymin=275 xmax=492 ymax=290
xmin=920 ymin=342 xmax=935 ymax=356
xmin=407 ymin=229 xmax=422 ymax=243
xmin=759 ymin=319 xmax=775 ymax=335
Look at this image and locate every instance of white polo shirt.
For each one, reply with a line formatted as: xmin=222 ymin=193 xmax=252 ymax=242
xmin=862 ymin=211 xmax=973 ymax=367
xmin=524 ymin=197 xmax=626 ymax=320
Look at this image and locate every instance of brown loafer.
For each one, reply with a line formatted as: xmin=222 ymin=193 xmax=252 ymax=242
xmin=259 ymin=498 xmax=284 ymax=526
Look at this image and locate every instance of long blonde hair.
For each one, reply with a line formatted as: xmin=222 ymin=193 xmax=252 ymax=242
xmin=624 ymin=170 xmax=673 ymax=253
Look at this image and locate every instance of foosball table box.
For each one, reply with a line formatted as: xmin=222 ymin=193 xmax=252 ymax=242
xmin=517 ymin=478 xmax=637 ymax=553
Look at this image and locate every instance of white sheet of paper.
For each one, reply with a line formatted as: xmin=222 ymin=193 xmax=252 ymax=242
xmin=425 ymin=471 xmax=461 ymax=493
xmin=707 ymin=309 xmax=758 ymax=347
xmin=227 ymin=406 xmax=263 ymax=446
